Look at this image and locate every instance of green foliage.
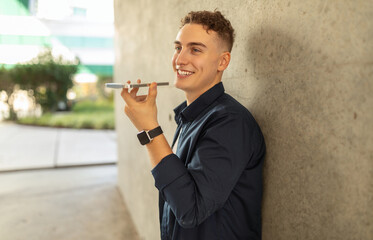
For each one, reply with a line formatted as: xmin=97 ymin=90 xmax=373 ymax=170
xmin=17 ymin=100 xmax=115 ymax=129
xmin=9 ymin=49 xmax=79 ymax=112
xmin=0 ymin=66 xmax=16 ymax=120
xmin=71 ymin=99 xmax=114 ymax=112
xmin=0 ymin=66 xmax=14 ymax=95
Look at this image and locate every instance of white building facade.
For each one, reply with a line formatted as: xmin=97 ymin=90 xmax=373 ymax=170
xmin=0 ymin=0 xmax=114 ymax=78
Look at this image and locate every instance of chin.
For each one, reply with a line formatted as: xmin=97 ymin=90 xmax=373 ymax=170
xmin=174 ymin=78 xmax=186 ymax=90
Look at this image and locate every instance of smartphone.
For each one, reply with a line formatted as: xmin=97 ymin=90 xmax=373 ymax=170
xmin=105 ymin=82 xmax=169 ymax=89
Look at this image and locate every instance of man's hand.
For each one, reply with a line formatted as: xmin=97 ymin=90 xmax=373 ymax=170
xmin=120 ymin=79 xmax=159 ymax=131
xmin=120 ymin=79 xmax=173 ymax=168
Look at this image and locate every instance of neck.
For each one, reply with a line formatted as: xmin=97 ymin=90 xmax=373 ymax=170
xmin=185 ymin=79 xmax=221 ymax=105
xmin=186 ymin=94 xmax=198 ymax=106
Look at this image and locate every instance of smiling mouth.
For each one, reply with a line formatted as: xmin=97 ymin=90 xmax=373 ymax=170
xmin=177 ymin=69 xmax=194 ymax=78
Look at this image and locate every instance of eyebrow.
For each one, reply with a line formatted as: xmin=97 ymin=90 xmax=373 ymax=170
xmin=174 ymin=41 xmax=207 ymax=48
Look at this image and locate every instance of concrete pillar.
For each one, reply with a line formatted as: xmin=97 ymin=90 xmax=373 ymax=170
xmin=114 ymin=1 xmax=373 ymax=239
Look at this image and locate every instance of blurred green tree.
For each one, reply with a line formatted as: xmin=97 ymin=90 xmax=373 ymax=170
xmin=0 ymin=66 xmax=13 ymax=94
xmin=0 ymin=66 xmax=17 ymax=119
xmin=9 ymin=49 xmax=79 ymax=112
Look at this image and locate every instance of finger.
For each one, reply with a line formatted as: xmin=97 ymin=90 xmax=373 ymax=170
xmin=121 ymin=80 xmax=131 ymax=97
xmin=135 ymin=95 xmax=147 ymax=102
xmin=130 ymin=87 xmax=139 ymax=98
xmin=130 ymin=79 xmax=142 ymax=98
xmin=124 ymin=80 xmax=131 ymax=91
xmin=124 ymin=80 xmax=136 ymax=99
xmin=120 ymin=87 xmax=128 ymax=99
xmin=146 ymin=82 xmax=157 ymax=104
xmin=121 ymin=85 xmax=137 ymax=105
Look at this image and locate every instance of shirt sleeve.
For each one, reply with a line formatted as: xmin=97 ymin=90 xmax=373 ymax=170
xmin=151 ymin=112 xmax=263 ymax=228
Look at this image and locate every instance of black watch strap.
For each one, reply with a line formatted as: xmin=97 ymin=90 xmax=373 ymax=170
xmin=137 ymin=126 xmax=163 ymax=145
xmin=148 ymin=126 xmax=163 ymax=139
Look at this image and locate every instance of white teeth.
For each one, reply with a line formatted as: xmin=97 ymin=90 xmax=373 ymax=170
xmin=178 ymin=70 xmax=193 ymax=76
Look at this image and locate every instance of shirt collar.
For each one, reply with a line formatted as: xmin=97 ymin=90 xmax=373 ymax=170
xmin=174 ymin=82 xmax=225 ymax=123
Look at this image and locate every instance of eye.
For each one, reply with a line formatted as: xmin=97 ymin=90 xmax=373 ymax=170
xmin=192 ymin=48 xmax=201 ymax=53
xmin=175 ymin=46 xmax=181 ymax=52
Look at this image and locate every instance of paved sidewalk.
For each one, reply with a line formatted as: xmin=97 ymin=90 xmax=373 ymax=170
xmin=0 ymin=123 xmax=141 ymax=240
xmin=0 ymin=122 xmax=117 ymax=171
xmin=0 ymin=165 xmax=140 ymax=240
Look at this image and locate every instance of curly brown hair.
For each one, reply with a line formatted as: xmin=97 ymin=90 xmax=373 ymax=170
xmin=180 ymin=10 xmax=235 ymax=52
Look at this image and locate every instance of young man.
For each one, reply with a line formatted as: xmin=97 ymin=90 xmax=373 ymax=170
xmin=121 ymin=10 xmax=265 ymax=240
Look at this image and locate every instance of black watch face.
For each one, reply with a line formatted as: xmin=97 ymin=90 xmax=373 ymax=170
xmin=137 ymin=131 xmax=150 ymax=145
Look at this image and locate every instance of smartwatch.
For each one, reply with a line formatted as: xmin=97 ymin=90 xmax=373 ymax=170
xmin=137 ymin=126 xmax=163 ymax=145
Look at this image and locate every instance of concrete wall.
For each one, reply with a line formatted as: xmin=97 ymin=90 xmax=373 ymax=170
xmin=114 ymin=1 xmax=372 ymax=239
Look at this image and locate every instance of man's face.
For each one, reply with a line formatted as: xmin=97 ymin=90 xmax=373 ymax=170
xmin=172 ymin=24 xmax=225 ymax=101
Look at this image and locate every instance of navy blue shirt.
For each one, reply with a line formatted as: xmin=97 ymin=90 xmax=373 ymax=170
xmin=151 ymin=82 xmax=266 ymax=240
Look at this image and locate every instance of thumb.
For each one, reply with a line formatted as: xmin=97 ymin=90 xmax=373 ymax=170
xmin=146 ymin=82 xmax=157 ymax=103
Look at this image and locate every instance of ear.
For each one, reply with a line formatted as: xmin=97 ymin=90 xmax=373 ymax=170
xmin=217 ymin=52 xmax=231 ymax=72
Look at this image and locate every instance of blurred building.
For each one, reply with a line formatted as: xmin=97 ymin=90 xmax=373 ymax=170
xmin=0 ymin=0 xmax=114 ymax=99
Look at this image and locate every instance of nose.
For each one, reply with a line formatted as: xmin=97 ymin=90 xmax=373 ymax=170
xmin=175 ymin=48 xmax=188 ymax=67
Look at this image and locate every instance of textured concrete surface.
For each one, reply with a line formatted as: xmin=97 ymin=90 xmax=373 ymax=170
xmin=0 ymin=165 xmax=140 ymax=240
xmin=114 ymin=1 xmax=373 ymax=239
xmin=0 ymin=122 xmax=117 ymax=171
